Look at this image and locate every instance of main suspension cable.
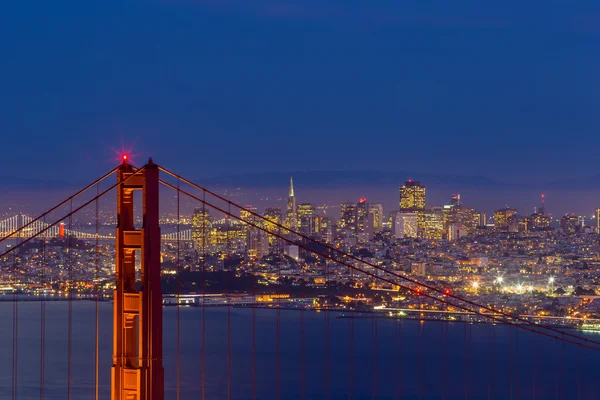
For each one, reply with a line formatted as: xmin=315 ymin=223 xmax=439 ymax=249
xmin=158 ymin=167 xmax=600 ymax=348
xmin=0 ymin=166 xmax=147 ymax=261
xmin=0 ymin=167 xmax=117 ymax=244
xmin=158 ymin=179 xmax=600 ymax=351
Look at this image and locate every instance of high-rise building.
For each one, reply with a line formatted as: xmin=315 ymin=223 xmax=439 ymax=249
xmin=339 ymin=202 xmax=357 ymax=232
xmin=451 ymin=194 xmax=461 ymax=207
xmin=560 ymin=214 xmax=578 ymax=233
xmin=356 ymin=198 xmax=369 ymax=233
xmin=246 ymin=229 xmax=269 ymax=259
xmin=394 ymin=212 xmax=418 ymax=239
xmin=240 ymin=205 xmax=258 ymax=225
xmin=285 ymin=177 xmax=297 ymax=231
xmin=493 ymin=208 xmax=518 ymax=231
xmin=399 ymin=180 xmax=426 ymax=211
xmin=596 ymin=208 xmax=600 ymax=233
xmin=192 ymin=207 xmax=212 ymax=250
xmin=368 ymin=204 xmax=384 ymax=232
xmin=263 ymin=207 xmax=282 ymax=246
xmin=297 ymin=203 xmax=316 ymax=234
xmin=422 ymin=207 xmax=445 ymax=239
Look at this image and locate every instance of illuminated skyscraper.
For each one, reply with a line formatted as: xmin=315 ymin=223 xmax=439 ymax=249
xmin=399 ymin=180 xmax=426 ymax=211
xmin=368 ymin=204 xmax=384 ymax=232
xmin=339 ymin=202 xmax=357 ymax=232
xmin=560 ymin=214 xmax=578 ymax=233
xmin=356 ymin=198 xmax=369 ymax=233
xmin=297 ymin=203 xmax=316 ymax=234
xmin=192 ymin=207 xmax=212 ymax=250
xmin=493 ymin=208 xmax=518 ymax=231
xmin=285 ymin=177 xmax=297 ymax=231
xmin=263 ymin=207 xmax=282 ymax=246
xmin=451 ymin=194 xmax=461 ymax=207
xmin=596 ymin=208 xmax=600 ymax=233
xmin=394 ymin=212 xmax=418 ymax=239
xmin=422 ymin=207 xmax=445 ymax=239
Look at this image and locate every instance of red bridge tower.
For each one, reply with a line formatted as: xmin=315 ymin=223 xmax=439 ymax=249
xmin=112 ymin=159 xmax=164 ymax=400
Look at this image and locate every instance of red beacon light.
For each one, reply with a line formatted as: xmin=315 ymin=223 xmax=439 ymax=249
xmin=122 ymin=154 xmax=128 ymax=163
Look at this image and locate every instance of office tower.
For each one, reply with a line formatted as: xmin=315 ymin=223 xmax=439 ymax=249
xmin=596 ymin=208 xmax=600 ymax=233
xmin=339 ymin=202 xmax=357 ymax=232
xmin=530 ymin=195 xmax=551 ymax=230
xmin=451 ymin=194 xmax=461 ymax=207
xmin=191 ymin=207 xmax=212 ymax=250
xmin=394 ymin=212 xmax=418 ymax=239
xmin=240 ymin=205 xmax=259 ymax=226
xmin=478 ymin=212 xmax=487 ymax=227
xmin=493 ymin=208 xmax=518 ymax=231
xmin=246 ymin=229 xmax=270 ymax=259
xmin=422 ymin=207 xmax=445 ymax=239
xmin=297 ymin=203 xmax=316 ymax=234
xmin=399 ymin=180 xmax=426 ymax=211
xmin=356 ymin=198 xmax=369 ymax=233
xmin=560 ymin=214 xmax=578 ymax=233
xmin=263 ymin=207 xmax=283 ymax=246
xmin=368 ymin=204 xmax=384 ymax=232
xmin=285 ymin=177 xmax=297 ymax=231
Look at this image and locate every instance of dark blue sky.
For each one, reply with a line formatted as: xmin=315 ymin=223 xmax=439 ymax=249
xmin=1 ymin=1 xmax=599 ymax=184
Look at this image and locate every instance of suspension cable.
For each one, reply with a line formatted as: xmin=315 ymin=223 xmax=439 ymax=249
xmin=40 ymin=216 xmax=47 ymax=400
xmin=158 ymin=166 xmax=600 ymax=348
xmin=158 ymin=179 xmax=600 ymax=351
xmin=176 ymin=179 xmax=181 ymax=400
xmin=0 ymin=166 xmax=147 ymax=261
xmin=0 ymin=168 xmax=117 ymax=244
xmin=94 ymin=184 xmax=100 ymax=400
xmin=68 ymin=199 xmax=73 ymax=400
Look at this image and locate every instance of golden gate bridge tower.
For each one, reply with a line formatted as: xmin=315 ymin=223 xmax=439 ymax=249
xmin=112 ymin=158 xmax=163 ymax=400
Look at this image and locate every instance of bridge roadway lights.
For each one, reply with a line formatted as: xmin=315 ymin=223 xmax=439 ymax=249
xmin=112 ymin=159 xmax=164 ymax=400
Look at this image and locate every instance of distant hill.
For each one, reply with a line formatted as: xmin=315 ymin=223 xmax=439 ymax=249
xmin=201 ymin=170 xmax=516 ymax=189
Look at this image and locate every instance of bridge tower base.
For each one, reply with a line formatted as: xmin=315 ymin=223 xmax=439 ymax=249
xmin=111 ymin=159 xmax=163 ymax=400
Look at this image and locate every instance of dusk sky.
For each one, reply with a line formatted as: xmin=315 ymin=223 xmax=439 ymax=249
xmin=1 ymin=1 xmax=599 ymax=184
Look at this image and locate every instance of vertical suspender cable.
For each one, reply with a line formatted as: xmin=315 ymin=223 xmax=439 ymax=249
xmin=176 ymin=179 xmax=181 ymax=400
xmin=515 ymin=329 xmax=519 ymax=399
xmin=348 ymin=311 xmax=353 ymax=400
xmin=201 ymin=190 xmax=206 ymax=400
xmin=555 ymin=338 xmax=558 ymax=400
xmin=275 ymin=221 xmax=281 ymax=400
xmin=531 ymin=333 xmax=535 ymax=400
xmin=251 ymin=214 xmax=256 ymax=400
xmin=300 ymin=239 xmax=305 ymax=400
xmin=95 ymin=185 xmax=100 ymax=400
xmin=469 ymin=322 xmax=473 ymax=399
xmin=227 ymin=204 xmax=231 ymax=400
xmin=510 ymin=326 xmax=513 ymax=400
xmin=396 ymin=319 xmax=401 ymax=400
xmin=68 ymin=200 xmax=73 ymax=400
xmin=12 ymin=218 xmax=18 ymax=400
xmin=40 ymin=216 xmax=46 ymax=400
xmin=324 ymin=256 xmax=330 ymax=400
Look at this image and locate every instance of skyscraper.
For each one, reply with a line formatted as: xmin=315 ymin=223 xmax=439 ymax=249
xmin=285 ymin=177 xmax=297 ymax=231
xmin=368 ymin=204 xmax=384 ymax=232
xmin=493 ymin=208 xmax=518 ymax=231
xmin=394 ymin=212 xmax=418 ymax=239
xmin=399 ymin=180 xmax=426 ymax=211
xmin=297 ymin=203 xmax=316 ymax=234
xmin=191 ymin=207 xmax=212 ymax=250
xmin=339 ymin=202 xmax=357 ymax=232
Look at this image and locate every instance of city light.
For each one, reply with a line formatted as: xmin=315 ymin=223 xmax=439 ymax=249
xmin=495 ymin=276 xmax=504 ymax=284
xmin=549 ymin=276 xmax=555 ymax=284
xmin=472 ymin=281 xmax=479 ymax=289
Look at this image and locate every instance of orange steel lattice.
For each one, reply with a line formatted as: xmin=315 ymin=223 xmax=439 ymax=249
xmin=112 ymin=159 xmax=164 ymax=400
